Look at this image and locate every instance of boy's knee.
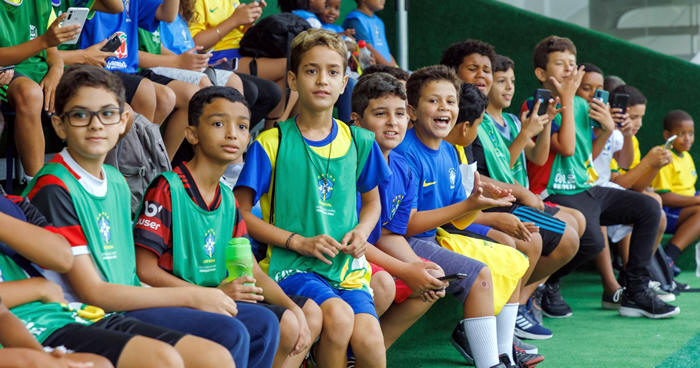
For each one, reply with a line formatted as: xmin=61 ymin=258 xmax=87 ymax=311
xmin=302 ymin=299 xmax=323 ymax=336
xmin=155 ymin=85 xmax=176 ymax=112
xmin=519 ymin=233 xmax=542 ymax=258
xmin=199 ymin=76 xmax=213 ymax=88
xmin=195 ymin=340 xmax=236 ymax=368
xmin=371 ymin=271 xmax=396 ymax=301
xmin=557 ymin=227 xmax=580 ymax=260
xmin=278 ymin=310 xmax=300 ymax=352
xmin=351 ymin=316 xmax=385 ymax=355
xmin=148 ymin=341 xmax=185 ymax=368
xmin=475 ymin=267 xmax=493 ymax=290
xmin=215 ymin=316 xmax=251 ymax=354
xmin=10 ymin=82 xmax=43 ymax=113
xmin=321 ymin=299 xmax=355 ymax=342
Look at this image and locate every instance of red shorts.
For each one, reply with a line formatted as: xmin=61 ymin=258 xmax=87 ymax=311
xmin=370 ymin=263 xmax=413 ymax=304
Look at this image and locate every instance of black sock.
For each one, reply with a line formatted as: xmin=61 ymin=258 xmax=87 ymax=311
xmin=665 ymin=243 xmax=682 ymax=261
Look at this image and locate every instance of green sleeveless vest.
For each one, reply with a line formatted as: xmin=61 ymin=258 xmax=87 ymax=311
xmin=477 ymin=114 xmax=516 ymax=185
xmin=268 ymin=119 xmax=373 ymax=290
xmin=23 ymin=163 xmax=140 ymax=287
xmin=158 ymin=171 xmax=236 ymax=287
xmin=501 ymin=113 xmax=529 ymax=188
xmin=0 ymin=254 xmax=92 ymax=343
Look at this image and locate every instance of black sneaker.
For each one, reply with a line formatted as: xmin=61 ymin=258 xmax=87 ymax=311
xmin=513 ymin=344 xmax=544 ymax=367
xmin=619 ymin=287 xmax=680 ymax=319
xmin=450 ymin=322 xmax=475 ymax=365
xmin=541 ymin=282 xmax=572 ymax=318
xmin=601 ymin=287 xmax=624 ymax=310
xmin=497 ymin=354 xmax=516 ymax=368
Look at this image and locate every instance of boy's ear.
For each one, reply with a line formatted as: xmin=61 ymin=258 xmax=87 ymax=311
xmin=51 ymin=114 xmax=67 ymax=140
xmin=534 ymin=67 xmax=548 ymax=83
xmin=461 ymin=121 xmax=472 ymax=137
xmin=184 ymin=125 xmax=199 ymax=146
xmin=407 ymin=104 xmax=417 ymax=123
xmin=350 ymin=111 xmax=362 ymax=125
xmin=287 ymin=70 xmax=298 ymax=92
xmin=663 ymin=129 xmax=671 ymax=140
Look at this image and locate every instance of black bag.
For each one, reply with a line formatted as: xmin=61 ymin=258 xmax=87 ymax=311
xmin=239 ymin=13 xmax=310 ymax=59
xmin=648 ymin=247 xmax=678 ymax=294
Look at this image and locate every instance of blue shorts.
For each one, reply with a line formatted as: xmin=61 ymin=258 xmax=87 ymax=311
xmin=466 ymin=223 xmax=491 ymax=237
xmin=663 ymin=206 xmax=682 ymax=234
xmin=279 ymin=272 xmax=377 ymax=319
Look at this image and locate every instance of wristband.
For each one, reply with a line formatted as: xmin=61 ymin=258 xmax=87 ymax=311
xmin=285 ymin=232 xmax=297 ymax=249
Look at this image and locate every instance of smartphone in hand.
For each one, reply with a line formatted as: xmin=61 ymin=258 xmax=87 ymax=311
xmin=528 ymin=88 xmax=551 ymax=118
xmin=60 ymin=7 xmax=89 ymax=45
xmin=664 ymin=135 xmax=677 ymax=150
xmin=590 ymin=89 xmax=609 ymax=128
xmin=438 ymin=273 xmax=468 ymax=283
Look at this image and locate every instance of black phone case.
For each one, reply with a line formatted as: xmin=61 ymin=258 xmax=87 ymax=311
xmin=101 ymin=35 xmax=121 ymax=52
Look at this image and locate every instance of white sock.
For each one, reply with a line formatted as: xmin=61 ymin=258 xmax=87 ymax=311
xmin=496 ymin=303 xmax=518 ymax=365
xmin=463 ymin=316 xmax=499 ymax=368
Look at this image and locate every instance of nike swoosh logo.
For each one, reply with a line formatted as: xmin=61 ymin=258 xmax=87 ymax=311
xmin=208 ymin=7 xmax=218 ymax=12
xmin=423 ymin=180 xmax=437 ymax=187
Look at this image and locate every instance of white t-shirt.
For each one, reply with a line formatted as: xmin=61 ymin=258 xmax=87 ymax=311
xmin=593 ymin=130 xmax=624 ymax=186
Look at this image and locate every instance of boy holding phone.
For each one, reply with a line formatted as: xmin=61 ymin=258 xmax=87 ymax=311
xmin=652 ymin=110 xmax=700 ymax=274
xmin=522 ymin=35 xmax=677 ymax=319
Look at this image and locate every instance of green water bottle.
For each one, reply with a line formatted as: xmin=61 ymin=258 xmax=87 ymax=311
xmin=225 ymin=238 xmax=254 ymax=285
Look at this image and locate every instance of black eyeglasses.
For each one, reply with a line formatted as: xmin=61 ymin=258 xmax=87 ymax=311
xmin=61 ymin=108 xmax=122 ymax=127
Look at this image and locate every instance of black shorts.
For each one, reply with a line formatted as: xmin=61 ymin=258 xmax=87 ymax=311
xmin=258 ymin=295 xmax=310 ymax=320
xmin=42 ymin=314 xmax=185 ymax=365
xmin=112 ymin=69 xmax=175 ymax=104
xmin=441 ymin=223 xmax=498 ymax=243
xmin=485 ymin=203 xmax=566 ymax=256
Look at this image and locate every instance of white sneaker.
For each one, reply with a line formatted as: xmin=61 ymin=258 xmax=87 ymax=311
xmin=649 ymin=280 xmax=676 ymax=302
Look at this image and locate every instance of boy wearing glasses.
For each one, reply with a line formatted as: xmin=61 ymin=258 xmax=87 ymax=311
xmin=23 ymin=65 xmax=265 ymax=366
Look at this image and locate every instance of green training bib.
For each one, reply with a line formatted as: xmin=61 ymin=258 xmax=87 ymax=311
xmin=477 ymin=114 xmax=516 ymax=185
xmin=23 ymin=163 xmax=140 ymax=287
xmin=160 ymin=171 xmax=235 ymax=287
xmin=268 ymin=119 xmax=373 ymax=290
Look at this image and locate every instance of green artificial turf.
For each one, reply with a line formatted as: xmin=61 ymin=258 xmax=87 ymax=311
xmin=387 ymin=272 xmax=700 ymax=368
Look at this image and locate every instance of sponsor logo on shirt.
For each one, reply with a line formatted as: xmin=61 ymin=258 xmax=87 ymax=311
xmin=29 ymin=24 xmax=38 ymax=40
xmin=136 ymin=217 xmax=160 ymax=231
xmin=114 ymin=32 xmax=128 ymax=59
xmin=143 ymin=201 xmax=163 ymax=217
xmin=422 ymin=180 xmax=436 ymax=188
xmin=203 ymin=229 xmax=216 ymax=258
xmin=208 ymin=6 xmax=218 ymax=13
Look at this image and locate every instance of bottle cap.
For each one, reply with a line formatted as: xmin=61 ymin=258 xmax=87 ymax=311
xmin=358 ymin=40 xmax=367 ymax=48
xmin=226 ymin=238 xmax=251 ymax=261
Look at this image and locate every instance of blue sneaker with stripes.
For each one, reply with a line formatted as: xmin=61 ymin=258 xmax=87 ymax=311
xmin=514 ymin=305 xmax=552 ymax=340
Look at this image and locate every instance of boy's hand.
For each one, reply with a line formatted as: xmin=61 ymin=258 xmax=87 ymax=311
xmin=398 ymin=261 xmax=447 ymax=295
xmin=519 ymin=99 xmax=550 ymax=139
xmin=589 ymin=98 xmax=615 ymax=132
xmin=40 ymin=64 xmax=63 ymax=113
xmin=289 ymin=234 xmax=342 ymax=264
xmin=545 ymin=96 xmax=562 ymax=121
xmin=420 ymin=265 xmax=446 ymax=302
xmin=35 ymin=278 xmax=67 ymax=304
xmin=82 ymin=40 xmax=116 ymax=67
xmin=644 ymin=146 xmax=673 ymax=169
xmin=290 ymin=307 xmax=311 ymax=356
xmin=217 ymin=276 xmax=264 ymax=303
xmin=43 ymin=14 xmax=82 ymax=48
xmin=340 ymin=228 xmax=368 ymax=258
xmin=516 ymin=189 xmax=545 ymax=211
xmin=550 ymin=65 xmax=585 ymax=102
xmin=492 ymin=213 xmax=536 ymax=242
xmin=231 ymin=1 xmax=263 ymax=25
xmin=0 ymin=69 xmax=14 ymax=86
xmin=466 ymin=172 xmax=516 ymax=211
xmin=189 ymin=287 xmax=238 ymax=316
xmin=178 ymin=46 xmax=211 ymax=71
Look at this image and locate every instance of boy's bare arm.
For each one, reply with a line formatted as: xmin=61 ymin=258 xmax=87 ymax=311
xmin=0 ymin=279 xmax=66 ymax=309
xmin=659 ymin=191 xmax=700 ymax=208
xmin=40 ymin=47 xmax=64 ymax=113
xmin=155 ymin=0 xmax=179 ymax=22
xmin=58 ymin=41 xmax=115 ymax=67
xmin=366 ymin=239 xmax=445 ymax=293
xmin=0 ymin=14 xmax=79 ymax=67
xmin=234 ymin=187 xmax=342 ymax=265
xmin=549 ymin=66 xmax=585 ymax=157
xmin=65 ymin=254 xmax=238 ymax=316
xmin=134 ymin=247 xmax=197 ymax=288
xmin=0 ymin=302 xmax=44 ymax=349
xmin=0 ymin=212 xmax=73 ymax=273
xmin=192 ymin=2 xmax=263 ymax=50
xmin=137 ymin=49 xmax=210 ymax=71
xmin=91 ymin=0 xmax=124 ymax=13
xmin=613 ymin=147 xmax=671 ymax=191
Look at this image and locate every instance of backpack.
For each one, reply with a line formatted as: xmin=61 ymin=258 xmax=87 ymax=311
xmin=239 ymin=13 xmax=310 ymax=59
xmin=104 ymin=113 xmax=171 ymax=217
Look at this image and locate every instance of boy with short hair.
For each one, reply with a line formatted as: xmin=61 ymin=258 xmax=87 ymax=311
xmin=133 ymin=86 xmax=322 ymax=368
xmin=395 ymin=65 xmax=535 ymax=368
xmin=342 ymin=0 xmax=396 ymax=66
xmin=234 ymin=29 xmax=389 ymax=368
xmin=350 ymin=72 xmax=448 ymax=349
xmin=23 ymin=65 xmax=265 ymax=366
xmin=652 ymin=110 xmax=700 ymax=270
xmin=523 ymin=35 xmax=678 ymax=319
xmin=0 ymin=193 xmax=234 ymax=368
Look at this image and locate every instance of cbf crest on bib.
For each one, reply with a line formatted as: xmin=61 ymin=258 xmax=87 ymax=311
xmin=96 ymin=212 xmax=112 ymax=244
xmin=317 ymin=173 xmax=335 ymax=201
xmin=203 ymin=229 xmax=216 ymax=259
